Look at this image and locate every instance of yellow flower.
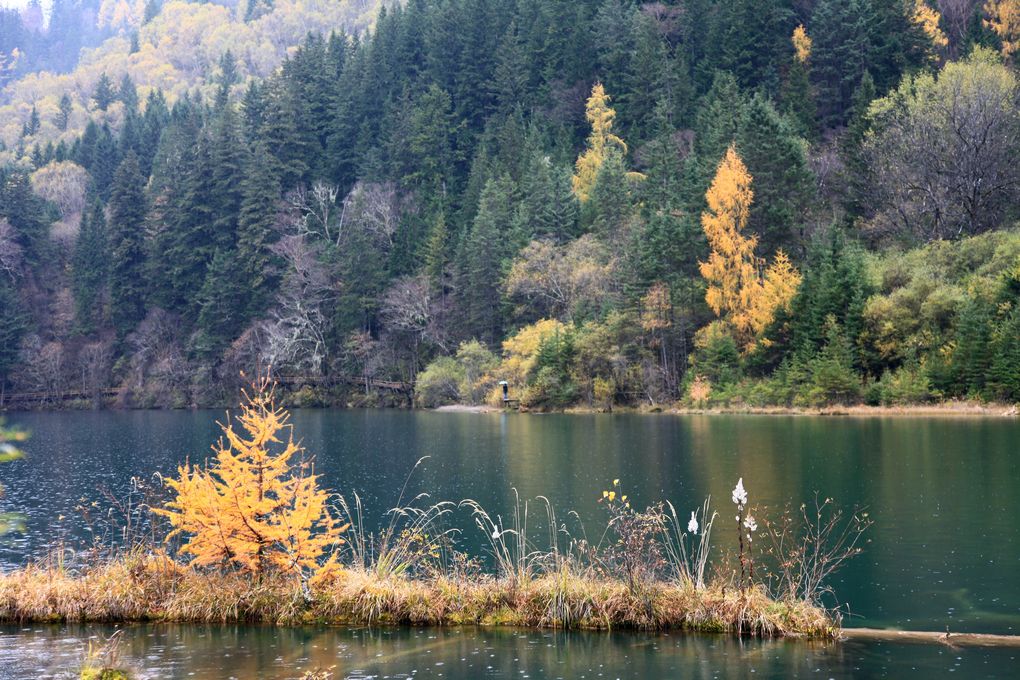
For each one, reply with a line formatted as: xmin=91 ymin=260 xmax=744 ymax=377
xmin=613 ymin=479 xmax=620 ymax=486
xmin=603 ymin=490 xmax=609 ymax=498
xmin=608 ymin=491 xmax=616 ymax=502
xmin=621 ymin=495 xmax=627 ymax=502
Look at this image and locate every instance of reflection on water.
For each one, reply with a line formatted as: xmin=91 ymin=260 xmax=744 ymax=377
xmin=2 ymin=410 xmax=1019 ymax=632
xmin=2 ymin=623 xmax=1017 ymax=680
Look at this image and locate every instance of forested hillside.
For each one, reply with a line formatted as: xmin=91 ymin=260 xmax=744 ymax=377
xmin=1 ymin=0 xmax=1019 ymax=410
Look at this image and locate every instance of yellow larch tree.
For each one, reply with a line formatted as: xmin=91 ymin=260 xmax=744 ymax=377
xmin=748 ymin=250 xmax=802 ymax=340
xmin=985 ymin=0 xmax=1020 ymax=56
xmin=912 ymin=0 xmax=949 ymax=54
xmin=156 ymin=377 xmax=346 ymax=579
xmin=699 ymin=146 xmax=760 ymax=340
xmin=699 ymin=146 xmax=801 ymax=350
xmin=792 ymin=24 xmax=812 ymax=63
xmin=572 ymin=82 xmax=628 ymax=202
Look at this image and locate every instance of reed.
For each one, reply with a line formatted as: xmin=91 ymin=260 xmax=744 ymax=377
xmin=0 ymin=553 xmax=835 ymax=637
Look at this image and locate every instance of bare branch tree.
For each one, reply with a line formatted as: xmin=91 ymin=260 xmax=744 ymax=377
xmin=0 ymin=218 xmax=23 ymax=281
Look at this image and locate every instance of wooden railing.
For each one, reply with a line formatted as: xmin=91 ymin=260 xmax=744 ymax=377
xmin=1 ymin=374 xmax=412 ymax=408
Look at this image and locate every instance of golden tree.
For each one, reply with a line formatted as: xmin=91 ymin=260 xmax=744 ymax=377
xmin=699 ymin=147 xmax=760 ymax=339
xmin=748 ymin=250 xmax=802 ymax=341
xmin=792 ymin=24 xmax=812 ymax=63
xmin=572 ymin=82 xmax=628 ymax=202
xmin=699 ymin=146 xmax=800 ymax=349
xmin=985 ymin=0 xmax=1020 ymax=56
xmin=157 ymin=378 xmax=345 ymax=578
xmin=912 ymin=0 xmax=948 ymax=55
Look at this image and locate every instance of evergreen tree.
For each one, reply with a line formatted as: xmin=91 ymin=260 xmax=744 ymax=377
xmin=735 ymin=94 xmax=814 ymax=256
xmin=107 ymin=153 xmax=148 ymax=338
xmin=236 ymin=142 xmax=281 ymax=318
xmin=92 ymin=72 xmax=116 ymax=111
xmin=258 ymin=78 xmax=309 ymax=189
xmin=0 ymin=280 xmax=26 ymax=387
xmin=584 ymin=149 xmax=633 ymax=241
xmin=952 ymin=294 xmax=994 ymax=396
xmin=423 ymin=211 xmax=450 ymax=291
xmin=460 ymin=175 xmax=516 ymax=344
xmin=72 ymin=201 xmax=108 ymax=333
xmin=989 ymin=307 xmax=1020 ymax=401
xmin=118 ymin=74 xmax=138 ymax=113
xmin=194 ymin=248 xmax=250 ymax=357
xmin=56 ymin=93 xmax=72 ymax=131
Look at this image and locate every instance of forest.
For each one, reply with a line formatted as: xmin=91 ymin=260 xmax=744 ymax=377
xmin=1 ymin=0 xmax=1019 ymax=410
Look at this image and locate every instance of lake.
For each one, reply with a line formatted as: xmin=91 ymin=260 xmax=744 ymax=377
xmin=1 ymin=410 xmax=1018 ymax=677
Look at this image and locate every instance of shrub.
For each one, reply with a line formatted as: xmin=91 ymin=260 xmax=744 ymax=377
xmin=415 ymin=356 xmax=464 ymax=408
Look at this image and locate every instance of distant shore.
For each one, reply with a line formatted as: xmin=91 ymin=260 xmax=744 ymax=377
xmin=437 ymin=400 xmax=1019 ymax=418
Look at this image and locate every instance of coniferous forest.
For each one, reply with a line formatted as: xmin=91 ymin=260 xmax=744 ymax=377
xmin=2 ymin=0 xmax=1020 ymax=410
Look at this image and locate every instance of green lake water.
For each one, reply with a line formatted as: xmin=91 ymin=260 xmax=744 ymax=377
xmin=1 ymin=410 xmax=1018 ymax=677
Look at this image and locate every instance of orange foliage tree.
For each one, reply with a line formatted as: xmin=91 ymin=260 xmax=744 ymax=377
xmin=699 ymin=146 xmax=800 ymax=349
xmin=985 ymin=0 xmax=1020 ymax=56
xmin=156 ymin=378 xmax=345 ymax=579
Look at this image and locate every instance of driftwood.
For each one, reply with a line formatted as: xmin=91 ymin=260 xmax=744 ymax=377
xmin=842 ymin=628 xmax=1020 ymax=648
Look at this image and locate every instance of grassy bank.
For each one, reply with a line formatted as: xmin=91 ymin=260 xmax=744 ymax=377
xmin=0 ymin=552 xmax=834 ymax=638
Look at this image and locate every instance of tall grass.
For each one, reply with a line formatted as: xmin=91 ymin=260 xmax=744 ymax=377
xmin=0 ymin=477 xmax=862 ymax=640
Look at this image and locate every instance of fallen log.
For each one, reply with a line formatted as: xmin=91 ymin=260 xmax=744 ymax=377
xmin=842 ymin=627 xmax=1020 ymax=647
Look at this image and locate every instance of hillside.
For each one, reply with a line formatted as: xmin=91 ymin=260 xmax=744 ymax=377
xmin=0 ymin=0 xmax=381 ymax=156
xmin=1 ymin=0 xmax=1019 ymax=411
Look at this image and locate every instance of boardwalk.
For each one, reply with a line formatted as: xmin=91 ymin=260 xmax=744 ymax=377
xmin=0 ymin=375 xmax=412 ymax=409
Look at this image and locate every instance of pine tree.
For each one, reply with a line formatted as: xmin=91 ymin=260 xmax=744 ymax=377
xmin=56 ymin=93 xmax=72 ymax=131
xmin=72 ymin=201 xmax=108 ymax=333
xmin=0 ymin=281 xmax=27 ymax=386
xmin=259 ymin=79 xmax=310 ymax=189
xmin=118 ymin=74 xmax=138 ymax=113
xmin=782 ymin=25 xmax=817 ymax=138
xmin=989 ymin=306 xmax=1020 ymax=401
xmin=236 ymin=142 xmax=281 ymax=318
xmin=108 ymin=153 xmax=148 ymax=338
xmin=584 ymin=149 xmax=633 ymax=241
xmin=92 ymin=72 xmax=116 ymax=112
xmin=423 ymin=211 xmax=450 ymax=291
xmin=193 ymin=248 xmax=250 ymax=357
xmin=735 ymin=94 xmax=814 ymax=256
xmin=461 ymin=175 xmax=516 ymax=344
xmin=952 ymin=294 xmax=994 ymax=396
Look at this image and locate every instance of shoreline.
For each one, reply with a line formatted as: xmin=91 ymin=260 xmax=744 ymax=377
xmin=7 ymin=399 xmax=1020 ymax=420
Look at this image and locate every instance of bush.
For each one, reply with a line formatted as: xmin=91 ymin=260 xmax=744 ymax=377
xmin=874 ymin=363 xmax=935 ymax=405
xmin=689 ymin=321 xmax=741 ymax=386
xmin=415 ymin=356 xmax=465 ymax=408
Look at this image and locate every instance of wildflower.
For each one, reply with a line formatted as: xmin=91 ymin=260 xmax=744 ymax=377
xmin=743 ymin=515 xmax=757 ymax=532
xmin=491 ymin=529 xmax=500 ymax=540
xmin=621 ymin=495 xmax=627 ymax=503
xmin=613 ymin=479 xmax=620 ymax=486
xmin=608 ymin=491 xmax=616 ymax=502
xmin=688 ymin=511 xmax=698 ymax=535
xmin=732 ymin=478 xmax=747 ymax=506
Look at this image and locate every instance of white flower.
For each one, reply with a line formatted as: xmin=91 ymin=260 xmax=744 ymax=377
xmin=743 ymin=515 xmax=757 ymax=532
xmin=732 ymin=478 xmax=747 ymax=506
xmin=687 ymin=511 xmax=699 ymax=535
xmin=492 ymin=529 xmax=500 ymax=540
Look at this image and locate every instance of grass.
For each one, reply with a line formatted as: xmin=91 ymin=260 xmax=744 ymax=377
xmin=0 ymin=548 xmax=835 ymax=638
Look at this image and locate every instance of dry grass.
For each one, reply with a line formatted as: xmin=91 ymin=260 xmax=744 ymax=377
xmin=0 ymin=553 xmax=835 ymax=638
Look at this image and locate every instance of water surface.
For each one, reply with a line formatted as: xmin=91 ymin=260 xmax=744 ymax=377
xmin=2 ymin=623 xmax=1016 ymax=679
xmin=2 ymin=410 xmax=1018 ymax=634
